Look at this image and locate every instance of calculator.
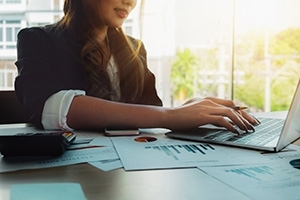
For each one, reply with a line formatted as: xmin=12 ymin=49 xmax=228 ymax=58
xmin=0 ymin=132 xmax=76 ymax=157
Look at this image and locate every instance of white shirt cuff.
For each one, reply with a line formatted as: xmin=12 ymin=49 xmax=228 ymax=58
xmin=41 ymin=90 xmax=86 ymax=130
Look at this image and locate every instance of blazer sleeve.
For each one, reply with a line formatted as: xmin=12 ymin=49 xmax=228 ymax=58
xmin=14 ymin=28 xmax=68 ymax=128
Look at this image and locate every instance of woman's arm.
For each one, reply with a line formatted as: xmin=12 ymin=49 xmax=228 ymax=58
xmin=67 ymin=95 xmax=258 ymax=133
xmin=67 ymin=95 xmax=166 ymax=130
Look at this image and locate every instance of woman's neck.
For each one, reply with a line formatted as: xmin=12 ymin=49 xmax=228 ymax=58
xmin=94 ymin=26 xmax=108 ymax=44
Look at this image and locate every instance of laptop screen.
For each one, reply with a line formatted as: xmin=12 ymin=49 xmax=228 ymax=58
xmin=277 ymin=79 xmax=300 ymax=151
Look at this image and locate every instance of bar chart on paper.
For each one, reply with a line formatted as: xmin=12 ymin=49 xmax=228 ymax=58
xmin=199 ymin=163 xmax=300 ymax=200
xmin=224 ymin=166 xmax=274 ymax=181
xmin=111 ymin=135 xmax=251 ymax=170
xmin=145 ymin=143 xmax=215 ymax=161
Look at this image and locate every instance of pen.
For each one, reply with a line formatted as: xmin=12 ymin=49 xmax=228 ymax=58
xmin=230 ymin=106 xmax=248 ymax=111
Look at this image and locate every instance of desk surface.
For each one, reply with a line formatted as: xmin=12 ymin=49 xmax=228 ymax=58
xmin=1 ymin=139 xmax=299 ymax=200
xmin=1 ymin=164 xmax=253 ymax=200
xmin=1 ymin=112 xmax=299 ymax=200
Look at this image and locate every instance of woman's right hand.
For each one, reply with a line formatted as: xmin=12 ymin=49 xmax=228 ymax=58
xmin=165 ymin=97 xmax=260 ymax=133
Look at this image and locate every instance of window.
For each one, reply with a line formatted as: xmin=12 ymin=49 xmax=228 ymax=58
xmin=0 ymin=22 xmax=3 ymax=43
xmin=0 ymin=20 xmax=21 ymax=49
xmin=53 ymin=0 xmax=60 ymax=10
xmin=1 ymin=0 xmax=21 ymax=3
xmin=0 ymin=61 xmax=17 ymax=90
xmin=0 ymin=19 xmax=19 ymax=88
xmin=233 ymin=0 xmax=300 ymax=111
xmin=123 ymin=19 xmax=133 ymax=36
xmin=167 ymin=0 xmax=300 ymax=111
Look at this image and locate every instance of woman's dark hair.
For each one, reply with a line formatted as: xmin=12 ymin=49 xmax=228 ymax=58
xmin=58 ymin=0 xmax=145 ymax=102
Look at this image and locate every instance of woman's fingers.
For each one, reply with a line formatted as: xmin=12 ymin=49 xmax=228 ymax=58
xmin=177 ymin=97 xmax=260 ymax=133
xmin=204 ymin=97 xmax=235 ymax=107
xmin=202 ymin=114 xmax=239 ymax=134
xmin=199 ymin=98 xmax=260 ymax=131
xmin=206 ymin=106 xmax=253 ymax=132
xmin=232 ymin=111 xmax=256 ymax=132
xmin=194 ymin=101 xmax=254 ymax=132
xmin=240 ymin=110 xmax=261 ymax=126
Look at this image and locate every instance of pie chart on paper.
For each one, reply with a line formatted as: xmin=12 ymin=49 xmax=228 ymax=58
xmin=134 ymin=136 xmax=157 ymax=143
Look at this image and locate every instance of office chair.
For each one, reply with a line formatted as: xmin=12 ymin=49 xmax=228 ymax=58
xmin=0 ymin=90 xmax=27 ymax=124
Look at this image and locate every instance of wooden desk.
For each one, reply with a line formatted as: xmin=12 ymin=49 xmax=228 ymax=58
xmin=1 ymin=139 xmax=299 ymax=200
xmin=1 ymin=112 xmax=299 ymax=200
xmin=0 ymin=164 xmax=254 ymax=200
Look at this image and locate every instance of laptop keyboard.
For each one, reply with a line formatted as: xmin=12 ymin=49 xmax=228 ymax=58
xmin=203 ymin=118 xmax=285 ymax=146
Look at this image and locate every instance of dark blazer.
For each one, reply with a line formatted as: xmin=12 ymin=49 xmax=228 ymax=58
xmin=15 ymin=24 xmax=162 ymax=129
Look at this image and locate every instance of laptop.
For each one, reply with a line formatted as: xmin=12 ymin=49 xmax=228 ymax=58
xmin=166 ymin=80 xmax=300 ymax=152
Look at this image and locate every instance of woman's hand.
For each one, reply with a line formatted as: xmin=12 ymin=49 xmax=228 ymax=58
xmin=166 ymin=97 xmax=260 ymax=133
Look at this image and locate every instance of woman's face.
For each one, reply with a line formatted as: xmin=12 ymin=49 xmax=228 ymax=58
xmin=86 ymin=0 xmax=137 ymax=28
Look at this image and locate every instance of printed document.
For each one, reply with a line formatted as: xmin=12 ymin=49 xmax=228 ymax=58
xmin=111 ymin=133 xmax=268 ymax=171
xmin=198 ymin=144 xmax=300 ymax=200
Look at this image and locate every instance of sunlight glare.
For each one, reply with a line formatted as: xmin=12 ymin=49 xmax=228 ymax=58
xmin=237 ymin=0 xmax=282 ymax=31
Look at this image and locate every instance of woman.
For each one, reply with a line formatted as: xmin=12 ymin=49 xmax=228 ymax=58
xmin=15 ymin=0 xmax=259 ymax=133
